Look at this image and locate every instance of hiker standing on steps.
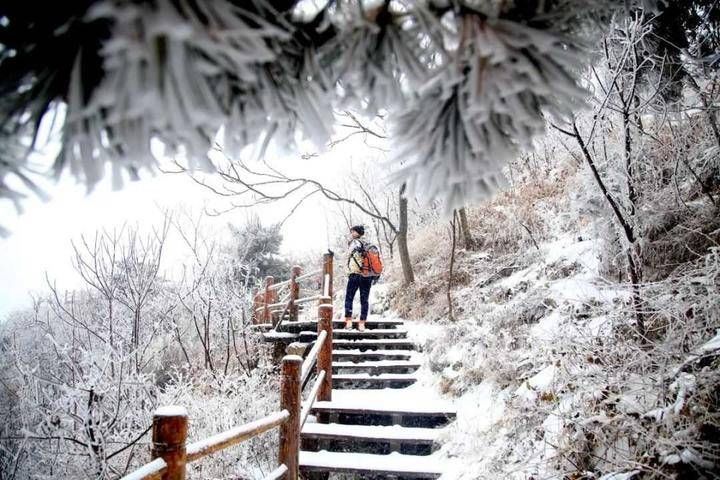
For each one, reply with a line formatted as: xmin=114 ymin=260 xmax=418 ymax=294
xmin=344 ymin=225 xmax=374 ymax=332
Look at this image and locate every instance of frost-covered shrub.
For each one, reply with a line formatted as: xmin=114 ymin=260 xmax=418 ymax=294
xmin=393 ymin=125 xmax=720 ymax=478
xmin=465 ymin=164 xmax=574 ymax=256
xmin=157 ymin=369 xmax=280 ymax=478
xmin=0 ymin=222 xmax=276 ymax=479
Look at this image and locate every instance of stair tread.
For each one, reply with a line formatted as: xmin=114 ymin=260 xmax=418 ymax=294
xmin=299 ymin=450 xmax=443 ymax=477
xmin=302 ymin=422 xmax=440 ymax=443
xmin=333 ymin=360 xmax=422 ymax=368
xmin=333 ymin=349 xmax=417 ymax=356
xmin=311 ymin=390 xmax=456 ymax=417
xmin=300 ymin=330 xmax=408 ymax=340
xmin=331 ymin=329 xmax=409 ymax=336
xmin=282 ymin=319 xmax=404 ymax=329
xmin=334 ymin=373 xmax=417 ymax=380
xmin=332 ymin=328 xmax=408 ymax=334
xmin=333 ymin=339 xmax=415 ymax=345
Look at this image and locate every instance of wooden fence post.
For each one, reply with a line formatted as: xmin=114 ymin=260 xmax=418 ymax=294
xmin=317 ymin=298 xmax=333 ymax=402
xmin=289 ymin=266 xmax=301 ymax=321
xmin=152 ymin=406 xmax=188 ymax=480
xmin=322 ymin=252 xmax=334 ymax=299
xmin=263 ymin=276 xmax=274 ymax=324
xmin=279 ymin=355 xmax=301 ymax=480
xmin=252 ymin=290 xmax=263 ymax=324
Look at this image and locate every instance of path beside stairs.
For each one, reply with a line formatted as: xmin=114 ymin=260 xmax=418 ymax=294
xmin=263 ymin=315 xmax=456 ymax=479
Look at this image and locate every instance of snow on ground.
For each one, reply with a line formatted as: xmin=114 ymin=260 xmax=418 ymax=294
xmin=387 ymin=227 xmax=652 ymax=479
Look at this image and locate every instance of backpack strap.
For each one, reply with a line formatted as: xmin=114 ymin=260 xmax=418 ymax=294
xmin=347 ymin=240 xmax=368 ymax=273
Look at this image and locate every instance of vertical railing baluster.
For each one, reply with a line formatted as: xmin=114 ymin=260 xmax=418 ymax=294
xmin=152 ymin=407 xmax=188 ymax=480
xmin=317 ymin=299 xmax=333 ymax=403
xmin=278 ymin=355 xmax=301 ymax=480
xmin=263 ymin=276 xmax=274 ymax=325
xmin=289 ymin=266 xmax=301 ymax=321
xmin=322 ymin=252 xmax=334 ymax=298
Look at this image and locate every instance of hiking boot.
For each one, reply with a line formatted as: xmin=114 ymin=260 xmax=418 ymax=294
xmin=343 ymin=318 xmax=353 ymax=329
xmin=358 ymin=320 xmax=366 ymax=332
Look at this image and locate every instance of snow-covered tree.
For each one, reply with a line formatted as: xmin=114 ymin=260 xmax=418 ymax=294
xmin=0 ymin=219 xmax=274 ymax=479
xmin=0 ymin=0 xmax=670 ymax=223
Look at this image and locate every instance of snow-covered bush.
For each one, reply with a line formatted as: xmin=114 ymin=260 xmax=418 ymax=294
xmin=0 ymin=220 xmax=278 ymax=479
xmin=388 ymin=89 xmax=720 ymax=477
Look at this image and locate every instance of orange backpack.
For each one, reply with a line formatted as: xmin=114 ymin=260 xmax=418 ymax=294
xmin=360 ymin=243 xmax=383 ymax=277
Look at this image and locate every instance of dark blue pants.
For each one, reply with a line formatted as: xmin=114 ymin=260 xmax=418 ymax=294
xmin=344 ymin=274 xmax=373 ymax=320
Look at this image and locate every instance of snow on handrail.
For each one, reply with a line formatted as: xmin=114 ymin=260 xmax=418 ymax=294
xmin=300 ymin=370 xmax=326 ymax=428
xmin=295 ymin=269 xmax=322 ymax=283
xmin=267 ymin=300 xmax=290 ymax=309
xmin=295 ymin=294 xmax=322 ymax=305
xmin=267 ymin=279 xmax=291 ymax=291
xmin=118 ymin=458 xmax=167 ymax=480
xmin=300 ymin=330 xmax=327 ymax=386
xmin=186 ymin=410 xmax=290 ymax=462
xmin=263 ymin=464 xmax=288 ymax=480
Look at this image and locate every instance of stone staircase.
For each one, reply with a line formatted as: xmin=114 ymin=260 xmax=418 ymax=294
xmin=266 ymin=316 xmax=456 ymax=479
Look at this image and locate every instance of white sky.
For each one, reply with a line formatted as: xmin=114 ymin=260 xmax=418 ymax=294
xmin=0 ymin=130 xmax=386 ymax=320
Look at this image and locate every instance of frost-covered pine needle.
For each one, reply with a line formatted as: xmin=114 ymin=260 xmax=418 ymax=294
xmin=394 ymin=16 xmax=587 ymax=211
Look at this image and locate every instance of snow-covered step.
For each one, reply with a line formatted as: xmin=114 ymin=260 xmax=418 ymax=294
xmin=333 ymin=328 xmax=408 ymax=339
xmin=334 ymin=319 xmax=405 ymax=329
xmin=297 ymin=328 xmax=408 ymax=343
xmin=333 ymin=373 xmax=417 ymax=389
xmin=274 ymin=319 xmax=405 ymax=332
xmin=250 ymin=323 xmax=273 ymax=331
xmin=332 ymin=338 xmax=417 ymax=350
xmin=311 ymin=390 xmax=456 ymax=421
xmin=333 ymin=360 xmax=422 ymax=374
xmin=333 ymin=349 xmax=417 ymax=361
xmin=262 ymin=331 xmax=298 ymax=342
xmin=299 ymin=450 xmax=443 ymax=478
xmin=302 ymin=422 xmax=440 ymax=445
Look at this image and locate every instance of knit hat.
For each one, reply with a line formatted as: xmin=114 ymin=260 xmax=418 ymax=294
xmin=350 ymin=225 xmax=365 ymax=236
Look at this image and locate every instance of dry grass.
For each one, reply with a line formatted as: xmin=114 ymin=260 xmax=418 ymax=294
xmin=389 ymin=159 xmax=577 ymax=319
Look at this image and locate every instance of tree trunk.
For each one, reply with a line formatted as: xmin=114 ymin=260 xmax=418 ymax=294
xmin=569 ymin=121 xmax=646 ymax=341
xmin=447 ymin=211 xmax=457 ymax=321
xmin=397 ymin=184 xmax=415 ymax=285
xmin=622 ymin=107 xmax=637 ymax=215
xmin=687 ymin=73 xmax=720 ymax=149
xmin=457 ymin=207 xmax=476 ymax=250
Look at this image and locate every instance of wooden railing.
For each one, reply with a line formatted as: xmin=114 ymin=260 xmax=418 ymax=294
xmin=252 ymin=252 xmax=334 ymax=328
xmin=119 ymin=258 xmax=335 ymax=480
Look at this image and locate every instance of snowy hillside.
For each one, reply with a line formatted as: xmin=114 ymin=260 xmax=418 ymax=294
xmin=387 ymin=158 xmax=720 ymax=479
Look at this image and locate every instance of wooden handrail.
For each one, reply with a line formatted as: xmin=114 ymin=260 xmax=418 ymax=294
xmin=118 ymin=458 xmax=167 ymax=480
xmin=186 ymin=410 xmax=290 ymax=462
xmin=120 ymin=408 xmax=290 ymax=480
xmin=300 ymin=330 xmax=327 ymax=386
xmin=294 ymin=269 xmax=322 ymax=283
xmin=122 ymin=253 xmax=335 ymax=480
xmin=299 ymin=299 xmax=334 ymax=434
xmin=263 ymin=464 xmax=288 ymax=480
xmin=266 ymin=300 xmax=292 ymax=309
xmin=301 ymin=370 xmax=326 ymax=427
xmin=294 ymin=295 xmax=322 ymax=305
xmin=267 ymin=279 xmax=291 ymax=291
xmin=253 ymin=252 xmax=333 ymax=326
